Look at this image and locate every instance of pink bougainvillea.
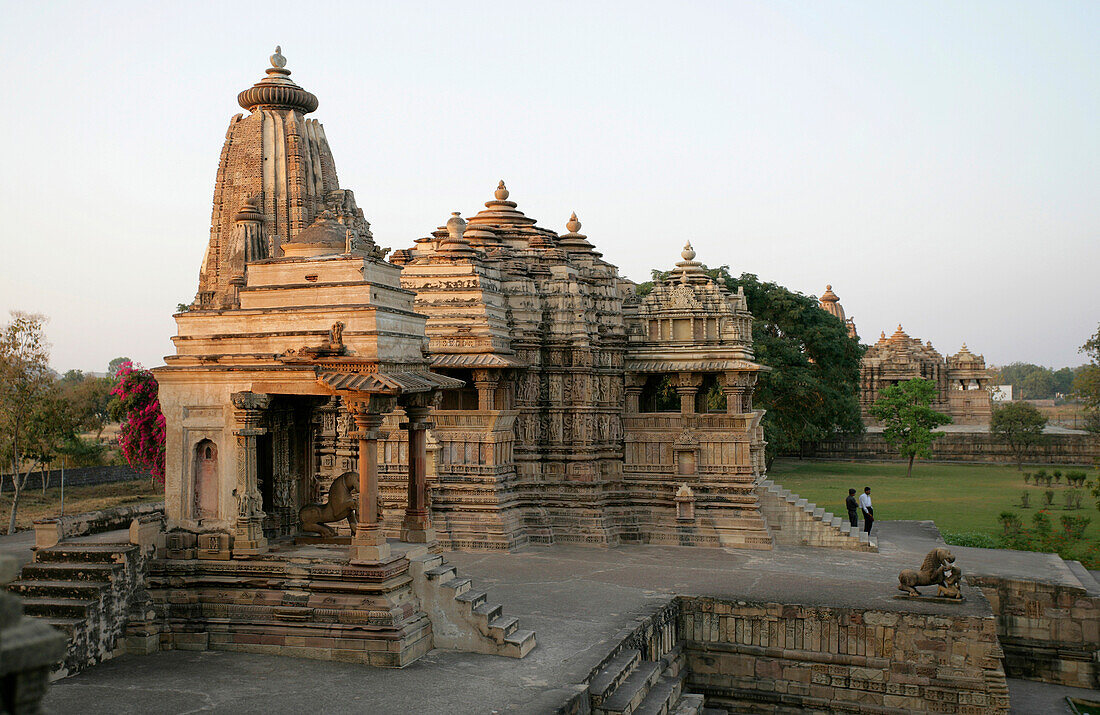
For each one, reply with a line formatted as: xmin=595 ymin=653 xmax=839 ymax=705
xmin=111 ymin=362 xmax=166 ymax=483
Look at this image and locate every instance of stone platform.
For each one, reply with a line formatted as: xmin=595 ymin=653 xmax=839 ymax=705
xmin=36 ymin=520 xmax=1100 ymax=712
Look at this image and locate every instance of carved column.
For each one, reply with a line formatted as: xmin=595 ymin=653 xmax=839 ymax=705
xmin=625 ymin=374 xmax=645 ymax=414
xmin=400 ymin=402 xmax=434 ymax=543
xmin=472 ymin=369 xmax=499 ymax=411
xmin=676 ymin=373 xmax=701 ymax=417
xmin=348 ymin=396 xmax=392 ymax=563
xmin=720 ymin=373 xmax=743 ymax=414
xmin=231 ymin=391 xmax=270 ymax=556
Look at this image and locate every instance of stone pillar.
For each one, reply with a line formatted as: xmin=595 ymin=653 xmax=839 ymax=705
xmin=400 ymin=405 xmax=434 ymax=543
xmin=231 ymin=391 xmax=270 ymax=556
xmin=676 ymin=373 xmax=701 ymax=417
xmin=473 ymin=369 xmax=499 ymax=411
xmin=348 ymin=397 xmax=392 ymax=564
xmin=722 ymin=387 xmax=743 ymax=415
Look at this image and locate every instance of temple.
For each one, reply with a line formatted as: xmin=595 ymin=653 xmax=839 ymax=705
xmin=140 ymin=48 xmax=788 ymax=668
xmin=860 ymin=325 xmax=993 ymax=426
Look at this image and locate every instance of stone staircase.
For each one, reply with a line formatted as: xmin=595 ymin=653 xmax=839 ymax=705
xmin=408 ymin=551 xmax=536 ymax=658
xmin=588 ymin=645 xmax=704 ymax=715
xmin=756 ymin=480 xmax=877 ymax=552
xmin=7 ymin=542 xmax=148 ymax=676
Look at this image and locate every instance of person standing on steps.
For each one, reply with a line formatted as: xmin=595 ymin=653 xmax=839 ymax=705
xmin=858 ymin=486 xmax=874 ymax=534
xmin=845 ymin=488 xmax=859 ymax=529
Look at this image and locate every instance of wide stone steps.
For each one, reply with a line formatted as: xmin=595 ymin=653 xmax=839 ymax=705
xmin=8 ymin=540 xmax=145 ymax=676
xmin=8 ymin=579 xmax=110 ymax=600
xmin=409 ymin=552 xmax=536 ymax=658
xmin=34 ymin=543 xmax=139 ymax=564
xmin=591 ymin=644 xmax=702 ymax=715
xmin=20 ymin=562 xmax=121 ymax=582
xmin=19 ymin=596 xmax=97 ymax=619
xmin=758 ymin=480 xmax=877 ymax=552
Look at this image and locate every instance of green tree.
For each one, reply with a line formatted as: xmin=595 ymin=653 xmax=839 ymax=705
xmin=0 ymin=312 xmax=57 ymax=533
xmin=1021 ymin=369 xmax=1055 ymax=400
xmin=639 ymin=266 xmax=864 ymax=466
xmin=1077 ymin=325 xmax=1100 ymax=409
xmin=107 ymin=356 xmax=132 ymax=378
xmin=870 ymin=378 xmax=952 ymax=477
xmin=990 ymin=401 xmax=1048 ymax=470
xmin=1052 ymin=367 xmax=1076 ymax=397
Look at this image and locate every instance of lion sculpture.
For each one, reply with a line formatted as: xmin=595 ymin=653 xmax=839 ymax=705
xmin=298 ymin=471 xmax=384 ymax=538
xmin=897 ymin=547 xmax=957 ymax=597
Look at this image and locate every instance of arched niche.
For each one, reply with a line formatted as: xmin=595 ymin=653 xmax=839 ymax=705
xmin=193 ymin=439 xmax=219 ymax=520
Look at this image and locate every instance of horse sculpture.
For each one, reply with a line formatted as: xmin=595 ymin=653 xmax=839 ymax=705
xmin=299 ymin=471 xmax=360 ymax=538
xmin=897 ymin=547 xmax=958 ymax=597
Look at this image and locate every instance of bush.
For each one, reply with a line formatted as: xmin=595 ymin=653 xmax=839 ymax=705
xmin=1061 ymin=515 xmax=1091 ymax=540
xmin=1020 ymin=492 xmax=1030 ymax=508
xmin=1053 ymin=469 xmax=1063 ymax=484
xmin=1023 ymin=472 xmax=1032 ymax=485
xmin=942 ymin=531 xmax=998 ymax=549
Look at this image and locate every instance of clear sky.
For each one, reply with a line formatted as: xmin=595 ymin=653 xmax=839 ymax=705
xmin=1 ymin=1 xmax=1097 ymax=373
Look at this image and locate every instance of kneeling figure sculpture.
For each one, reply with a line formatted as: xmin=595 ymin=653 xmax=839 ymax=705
xmin=898 ymin=547 xmax=961 ymax=598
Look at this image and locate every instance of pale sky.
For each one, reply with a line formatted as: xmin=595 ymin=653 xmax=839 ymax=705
xmin=2 ymin=1 xmax=1097 ymax=373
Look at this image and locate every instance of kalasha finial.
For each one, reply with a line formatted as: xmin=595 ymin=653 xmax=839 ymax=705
xmin=826 ymin=284 xmax=832 ymax=291
xmin=271 ymin=46 xmax=287 ymax=68
xmin=681 ymin=241 xmax=696 ymax=262
xmin=446 ymin=211 xmax=467 ymax=239
xmin=495 ymin=180 xmax=509 ymax=201
xmin=566 ymin=212 xmax=581 ymax=233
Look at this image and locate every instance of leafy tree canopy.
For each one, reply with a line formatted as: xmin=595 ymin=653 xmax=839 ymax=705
xmin=1078 ymin=324 xmax=1100 ymax=412
xmin=989 ymin=401 xmax=1048 ymax=470
xmin=638 ymin=265 xmax=864 ymax=466
xmin=870 ymin=378 xmax=952 ymax=477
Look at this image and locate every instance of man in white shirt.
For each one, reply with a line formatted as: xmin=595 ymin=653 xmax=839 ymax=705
xmin=858 ymin=487 xmax=874 ymax=534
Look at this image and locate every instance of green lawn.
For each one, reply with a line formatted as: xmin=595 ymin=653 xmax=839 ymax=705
xmin=768 ymin=459 xmax=1100 ymax=545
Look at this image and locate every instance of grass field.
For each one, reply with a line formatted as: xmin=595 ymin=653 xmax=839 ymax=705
xmin=0 ymin=479 xmax=161 ymax=534
xmin=769 ymin=459 xmax=1100 ymax=545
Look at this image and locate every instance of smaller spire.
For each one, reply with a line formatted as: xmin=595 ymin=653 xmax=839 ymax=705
xmin=437 ymin=211 xmax=476 ymax=256
xmin=558 ymin=211 xmax=596 ymax=255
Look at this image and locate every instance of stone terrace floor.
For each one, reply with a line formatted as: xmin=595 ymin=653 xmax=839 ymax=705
xmin=28 ymin=521 xmax=1100 ymax=713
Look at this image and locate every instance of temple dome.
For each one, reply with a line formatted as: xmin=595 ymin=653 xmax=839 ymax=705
xmin=281 ymin=211 xmax=347 ymax=257
xmin=238 ymin=47 xmax=319 ymax=114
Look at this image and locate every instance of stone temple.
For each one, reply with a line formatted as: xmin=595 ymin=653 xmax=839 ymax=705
xmin=9 ymin=50 xmax=1097 ymax=715
xmin=817 ymin=286 xmax=993 ymax=426
xmin=161 ymin=47 xmax=776 ymax=560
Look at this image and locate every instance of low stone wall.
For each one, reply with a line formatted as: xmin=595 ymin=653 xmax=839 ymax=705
xmin=2 ymin=465 xmax=155 ymax=491
xmin=680 ymin=596 xmax=1009 ymax=714
xmin=34 ymin=502 xmax=165 ymax=547
xmin=799 ymin=432 xmax=1099 ymax=465
xmin=970 ymin=573 xmax=1099 ymax=689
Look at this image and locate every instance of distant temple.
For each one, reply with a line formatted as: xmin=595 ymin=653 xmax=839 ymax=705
xmin=861 ymin=326 xmax=993 ymax=426
xmin=817 ymin=286 xmax=992 ymax=426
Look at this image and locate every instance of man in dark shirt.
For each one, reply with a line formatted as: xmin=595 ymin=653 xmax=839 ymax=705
xmin=845 ymin=488 xmax=859 ymax=528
